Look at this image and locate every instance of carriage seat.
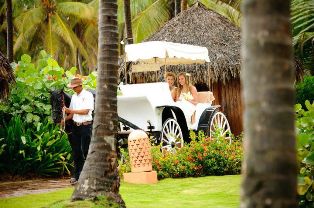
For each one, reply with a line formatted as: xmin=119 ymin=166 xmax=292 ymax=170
xmin=190 ymin=91 xmax=215 ymax=130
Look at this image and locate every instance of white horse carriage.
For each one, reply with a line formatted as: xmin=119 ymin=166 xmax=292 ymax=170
xmin=117 ymin=41 xmax=231 ymax=151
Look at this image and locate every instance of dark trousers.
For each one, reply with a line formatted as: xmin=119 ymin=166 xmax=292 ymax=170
xmin=68 ymin=123 xmax=92 ymax=180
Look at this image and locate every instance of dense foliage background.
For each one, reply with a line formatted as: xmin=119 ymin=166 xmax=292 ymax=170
xmin=0 ymin=52 xmax=96 ymax=177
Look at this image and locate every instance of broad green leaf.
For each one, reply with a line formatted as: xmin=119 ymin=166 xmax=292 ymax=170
xmin=69 ymin=67 xmax=77 ymax=75
xmin=21 ymin=105 xmax=33 ymax=113
xmin=21 ymin=54 xmax=32 ymax=63
xmin=47 ymin=139 xmax=56 ymax=147
xmin=39 ymin=50 xmax=48 ymax=58
xmin=33 ymin=115 xmax=40 ymax=122
xmin=21 ymin=136 xmax=26 ymax=144
xmin=297 ymin=176 xmax=313 ymax=196
xmin=305 ymin=100 xmax=314 ymax=111
xmin=303 ymin=152 xmax=314 ymax=165
xmin=47 ymin=58 xmax=59 ymax=67
xmin=295 ymin=103 xmax=303 ymax=112
xmin=26 ymin=113 xmax=33 ymax=123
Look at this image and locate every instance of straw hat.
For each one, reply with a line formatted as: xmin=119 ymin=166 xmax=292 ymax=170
xmin=67 ymin=77 xmax=82 ymax=88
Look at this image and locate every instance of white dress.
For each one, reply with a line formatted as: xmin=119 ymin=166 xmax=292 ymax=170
xmin=174 ymin=92 xmax=196 ymax=128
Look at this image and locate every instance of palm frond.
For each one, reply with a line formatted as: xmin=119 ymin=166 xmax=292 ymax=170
xmin=131 ymin=0 xmax=155 ymax=18
xmin=57 ymin=2 xmax=95 ymax=22
xmin=216 ymin=0 xmax=241 ymax=11
xmin=53 ymin=14 xmax=76 ymax=57
xmin=291 ymin=0 xmax=314 ymax=72
xmin=132 ymin=0 xmax=171 ymax=43
xmin=194 ymin=0 xmax=241 ymax=27
xmin=54 ymin=14 xmax=90 ymax=67
xmin=13 ymin=23 xmax=39 ymax=53
xmin=46 ymin=16 xmax=54 ymax=55
xmin=14 ymin=7 xmax=45 ymax=34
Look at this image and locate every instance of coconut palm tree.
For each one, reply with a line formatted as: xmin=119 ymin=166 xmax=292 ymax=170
xmin=71 ymin=0 xmax=125 ymax=206
xmin=124 ymin=0 xmax=133 ymax=44
xmin=175 ymin=0 xmax=181 ymax=15
xmin=291 ymin=0 xmax=314 ymax=74
xmin=241 ymin=0 xmax=297 ymax=206
xmin=6 ymin=0 xmax=13 ymax=62
xmin=0 ymin=50 xmax=14 ymax=100
xmin=13 ymin=0 xmax=95 ymax=68
xmin=181 ymin=0 xmax=188 ymax=11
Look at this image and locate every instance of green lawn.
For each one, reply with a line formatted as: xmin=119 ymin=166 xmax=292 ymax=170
xmin=0 ymin=175 xmax=241 ymax=208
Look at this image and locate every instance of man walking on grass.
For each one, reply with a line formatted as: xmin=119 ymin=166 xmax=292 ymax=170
xmin=63 ymin=77 xmax=94 ymax=185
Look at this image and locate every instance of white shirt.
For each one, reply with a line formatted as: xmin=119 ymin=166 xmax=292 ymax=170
xmin=69 ymin=89 xmax=94 ymax=123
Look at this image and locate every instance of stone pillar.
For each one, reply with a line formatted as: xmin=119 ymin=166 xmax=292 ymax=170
xmin=123 ymin=130 xmax=158 ymax=184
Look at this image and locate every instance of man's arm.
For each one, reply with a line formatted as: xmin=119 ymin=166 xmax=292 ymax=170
xmin=64 ymin=107 xmax=89 ymax=115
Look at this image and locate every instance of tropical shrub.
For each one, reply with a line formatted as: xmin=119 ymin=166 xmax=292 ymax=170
xmin=296 ymin=101 xmax=314 ymax=208
xmin=0 ymin=51 xmax=97 ymax=126
xmin=0 ymin=52 xmax=97 ymax=177
xmin=296 ymin=76 xmax=314 ymax=107
xmin=0 ymin=116 xmax=72 ymax=177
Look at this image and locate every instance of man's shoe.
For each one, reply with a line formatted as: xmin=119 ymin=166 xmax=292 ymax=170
xmin=70 ymin=178 xmax=78 ymax=185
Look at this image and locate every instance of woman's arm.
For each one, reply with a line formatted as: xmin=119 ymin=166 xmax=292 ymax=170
xmin=171 ymin=88 xmax=177 ymax=101
xmin=189 ymin=85 xmax=198 ymax=105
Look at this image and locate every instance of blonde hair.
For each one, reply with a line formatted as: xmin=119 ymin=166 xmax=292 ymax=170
xmin=164 ymin=72 xmax=176 ymax=80
xmin=177 ymin=72 xmax=192 ymax=99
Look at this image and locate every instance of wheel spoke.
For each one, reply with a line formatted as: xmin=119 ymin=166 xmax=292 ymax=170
xmin=217 ymin=114 xmax=221 ymax=127
xmin=219 ymin=115 xmax=223 ymax=127
xmin=165 ymin=124 xmax=170 ymax=134
xmin=222 ymin=119 xmax=227 ymax=129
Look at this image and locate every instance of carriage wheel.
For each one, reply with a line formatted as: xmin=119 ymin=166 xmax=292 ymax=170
xmin=209 ymin=112 xmax=231 ymax=143
xmin=161 ymin=118 xmax=184 ymax=152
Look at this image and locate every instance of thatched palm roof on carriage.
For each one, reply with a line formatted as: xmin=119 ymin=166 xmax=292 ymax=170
xmin=131 ymin=3 xmax=241 ymax=84
xmin=0 ymin=51 xmax=15 ymax=100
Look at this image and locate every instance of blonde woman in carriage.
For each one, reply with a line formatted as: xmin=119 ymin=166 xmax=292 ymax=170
xmin=174 ymin=72 xmax=198 ymax=127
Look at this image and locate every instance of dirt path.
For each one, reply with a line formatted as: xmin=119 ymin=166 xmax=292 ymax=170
xmin=0 ymin=178 xmax=72 ymax=198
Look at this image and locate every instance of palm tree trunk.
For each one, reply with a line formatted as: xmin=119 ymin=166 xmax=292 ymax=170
xmin=175 ymin=0 xmax=181 ymax=15
xmin=76 ymin=50 xmax=83 ymax=75
xmin=241 ymin=0 xmax=297 ymax=207
xmin=75 ymin=25 xmax=83 ymax=75
xmin=169 ymin=0 xmax=175 ymax=18
xmin=124 ymin=0 xmax=133 ymax=44
xmin=71 ymin=0 xmax=125 ymax=206
xmin=6 ymin=0 xmax=13 ymax=62
xmin=181 ymin=0 xmax=187 ymax=11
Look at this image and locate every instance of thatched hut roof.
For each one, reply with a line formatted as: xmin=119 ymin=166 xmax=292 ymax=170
xmin=131 ymin=3 xmax=241 ymax=84
xmin=0 ymin=51 xmax=15 ymax=100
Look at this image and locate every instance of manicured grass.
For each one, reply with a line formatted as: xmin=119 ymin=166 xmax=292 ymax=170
xmin=0 ymin=188 xmax=73 ymax=208
xmin=0 ymin=175 xmax=241 ymax=208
